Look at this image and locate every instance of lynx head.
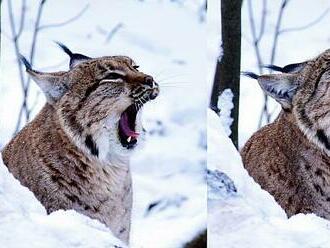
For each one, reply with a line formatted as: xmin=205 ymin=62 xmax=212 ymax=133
xmin=244 ymin=49 xmax=330 ymax=154
xmin=21 ymin=44 xmax=159 ymax=164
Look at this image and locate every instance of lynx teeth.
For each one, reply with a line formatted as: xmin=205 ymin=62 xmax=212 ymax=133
xmin=127 ymin=136 xmax=132 ymax=142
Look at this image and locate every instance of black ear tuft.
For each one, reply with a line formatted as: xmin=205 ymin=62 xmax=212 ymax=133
xmin=55 ymin=41 xmax=73 ymax=56
xmin=264 ymin=62 xmax=306 ymax=73
xmin=282 ymin=62 xmax=305 ymax=73
xmin=55 ymin=41 xmax=92 ymax=69
xmin=19 ymin=55 xmax=32 ymax=71
xmin=241 ymin=71 xmax=259 ymax=80
xmin=263 ymin=65 xmax=284 ymax=72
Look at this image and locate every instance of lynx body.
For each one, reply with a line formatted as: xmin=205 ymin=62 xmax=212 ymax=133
xmin=241 ymin=49 xmax=330 ymax=219
xmin=2 ymin=45 xmax=159 ymax=243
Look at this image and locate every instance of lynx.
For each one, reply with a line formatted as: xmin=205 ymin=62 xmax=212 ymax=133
xmin=241 ymin=49 xmax=330 ymax=220
xmin=1 ymin=44 xmax=159 ymax=243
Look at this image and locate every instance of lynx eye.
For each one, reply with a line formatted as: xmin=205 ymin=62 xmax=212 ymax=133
xmin=103 ymin=72 xmax=124 ymax=80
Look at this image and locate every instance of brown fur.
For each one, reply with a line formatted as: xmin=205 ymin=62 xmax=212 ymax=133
xmin=241 ymin=49 xmax=330 ymax=219
xmin=2 ymin=54 xmax=159 ymax=243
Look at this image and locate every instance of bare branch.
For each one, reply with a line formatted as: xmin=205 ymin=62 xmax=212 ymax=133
xmin=198 ymin=0 xmax=207 ymax=22
xmin=13 ymin=0 xmax=46 ymax=132
xmin=16 ymin=0 xmax=26 ymax=38
xmin=247 ymin=0 xmax=264 ymax=73
xmin=247 ymin=0 xmax=272 ymax=127
xmin=256 ymin=0 xmax=267 ymax=43
xmin=270 ymin=0 xmax=290 ymax=65
xmin=259 ymin=0 xmax=290 ymax=127
xmin=8 ymin=0 xmax=28 ymax=132
xmin=7 ymin=0 xmax=17 ymax=36
xmin=105 ymin=23 xmax=124 ymax=43
xmin=21 ymin=0 xmax=47 ymax=124
xmin=279 ymin=7 xmax=330 ymax=34
xmin=29 ymin=0 xmax=46 ymax=65
xmin=37 ymin=4 xmax=89 ymax=31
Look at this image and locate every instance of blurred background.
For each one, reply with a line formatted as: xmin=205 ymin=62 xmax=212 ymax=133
xmin=0 ymin=0 xmax=206 ymax=247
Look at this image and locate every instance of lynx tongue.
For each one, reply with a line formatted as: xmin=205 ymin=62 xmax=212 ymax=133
xmin=119 ymin=112 xmax=139 ymax=138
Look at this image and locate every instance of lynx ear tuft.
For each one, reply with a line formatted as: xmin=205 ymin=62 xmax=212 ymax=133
xmin=55 ymin=42 xmax=73 ymax=57
xmin=263 ymin=65 xmax=284 ymax=72
xmin=241 ymin=71 xmax=259 ymax=80
xmin=55 ymin=41 xmax=91 ymax=69
xmin=19 ymin=55 xmax=32 ymax=71
xmin=264 ymin=62 xmax=307 ymax=73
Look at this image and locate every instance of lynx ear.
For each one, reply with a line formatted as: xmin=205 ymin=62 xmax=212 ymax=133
xmin=20 ymin=56 xmax=69 ymax=104
xmin=55 ymin=42 xmax=91 ymax=69
xmin=258 ymin=73 xmax=298 ymax=109
xmin=243 ymin=71 xmax=298 ymax=109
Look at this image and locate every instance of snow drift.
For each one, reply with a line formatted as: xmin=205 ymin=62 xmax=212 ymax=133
xmin=208 ymin=109 xmax=330 ymax=248
xmin=0 ymin=154 xmax=125 ymax=248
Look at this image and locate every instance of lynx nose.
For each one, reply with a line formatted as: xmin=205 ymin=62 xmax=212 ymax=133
xmin=149 ymin=82 xmax=159 ymax=100
xmin=144 ymin=76 xmax=154 ymax=88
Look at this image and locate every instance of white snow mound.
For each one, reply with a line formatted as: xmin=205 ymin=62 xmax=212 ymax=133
xmin=208 ymin=109 xmax=330 ymax=248
xmin=0 ymin=154 xmax=125 ymax=248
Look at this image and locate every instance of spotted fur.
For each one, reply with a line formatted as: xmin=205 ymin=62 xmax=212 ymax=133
xmin=241 ymin=49 xmax=330 ymax=220
xmin=1 ymin=51 xmax=159 ymax=244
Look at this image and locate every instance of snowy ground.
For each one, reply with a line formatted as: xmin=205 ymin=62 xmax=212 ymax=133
xmin=208 ymin=109 xmax=330 ymax=248
xmin=0 ymin=155 xmax=125 ymax=248
xmin=0 ymin=1 xmax=206 ymax=247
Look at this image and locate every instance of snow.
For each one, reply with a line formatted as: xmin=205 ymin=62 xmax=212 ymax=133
xmin=0 ymin=1 xmax=206 ymax=247
xmin=208 ymin=109 xmax=330 ymax=248
xmin=218 ymin=89 xmax=233 ymax=136
xmin=207 ymin=169 xmax=236 ymax=201
xmin=0 ymin=154 xmax=125 ymax=248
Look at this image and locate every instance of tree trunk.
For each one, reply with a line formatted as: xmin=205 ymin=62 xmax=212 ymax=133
xmin=184 ymin=230 xmax=206 ymax=248
xmin=210 ymin=0 xmax=242 ymax=149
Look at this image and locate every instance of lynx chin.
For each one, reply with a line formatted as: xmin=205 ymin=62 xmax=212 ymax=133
xmin=242 ymin=49 xmax=330 ymax=221
xmin=1 ymin=43 xmax=159 ymax=244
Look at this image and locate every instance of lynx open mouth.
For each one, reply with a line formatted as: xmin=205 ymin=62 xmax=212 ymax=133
xmin=118 ymin=105 xmax=139 ymax=149
xmin=118 ymin=86 xmax=159 ymax=149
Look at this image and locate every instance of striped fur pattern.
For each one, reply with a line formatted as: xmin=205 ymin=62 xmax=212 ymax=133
xmin=241 ymin=49 xmax=330 ymax=220
xmin=1 ymin=53 xmax=159 ymax=244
